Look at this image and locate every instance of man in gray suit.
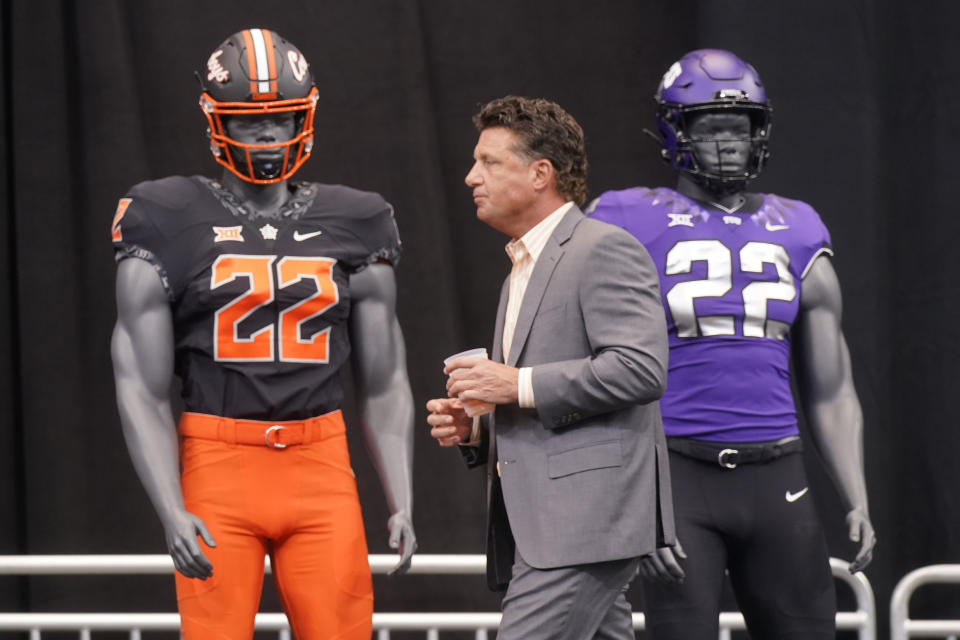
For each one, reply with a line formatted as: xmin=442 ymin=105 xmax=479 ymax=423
xmin=427 ymin=96 xmax=682 ymax=639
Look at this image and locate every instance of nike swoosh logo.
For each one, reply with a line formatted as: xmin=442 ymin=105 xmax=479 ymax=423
xmin=785 ymin=487 xmax=809 ymax=502
xmin=293 ymin=230 xmax=323 ymax=241
xmin=765 ymin=222 xmax=790 ymax=231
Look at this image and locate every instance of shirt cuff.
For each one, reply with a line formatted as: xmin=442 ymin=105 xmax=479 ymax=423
xmin=518 ymin=366 xmax=535 ymax=408
xmin=457 ymin=416 xmax=483 ymax=447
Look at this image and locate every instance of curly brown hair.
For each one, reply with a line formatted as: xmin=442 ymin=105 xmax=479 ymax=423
xmin=473 ymin=96 xmax=588 ymax=206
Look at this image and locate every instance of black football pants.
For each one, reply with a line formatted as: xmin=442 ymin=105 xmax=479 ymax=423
xmin=642 ymin=449 xmax=835 ymax=639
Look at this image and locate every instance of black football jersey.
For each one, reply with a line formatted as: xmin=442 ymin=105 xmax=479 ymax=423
xmin=112 ymin=175 xmax=401 ymax=421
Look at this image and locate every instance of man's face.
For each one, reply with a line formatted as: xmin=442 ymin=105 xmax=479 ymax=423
xmin=686 ymin=111 xmax=753 ymax=176
xmin=464 ymin=127 xmax=537 ymax=234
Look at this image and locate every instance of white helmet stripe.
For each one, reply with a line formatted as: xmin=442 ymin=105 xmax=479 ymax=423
xmin=249 ymin=29 xmax=272 ymax=94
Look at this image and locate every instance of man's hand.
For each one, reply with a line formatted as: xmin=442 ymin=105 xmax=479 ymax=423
xmin=846 ymin=508 xmax=876 ymax=573
xmin=427 ymin=398 xmax=473 ymax=446
xmin=387 ymin=510 xmax=417 ymax=576
xmin=163 ymin=509 xmax=216 ymax=579
xmin=444 ymin=357 xmax=519 ymax=405
xmin=639 ymin=541 xmax=686 ymax=584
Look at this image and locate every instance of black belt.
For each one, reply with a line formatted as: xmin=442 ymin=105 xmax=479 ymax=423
xmin=667 ymin=436 xmax=802 ymax=469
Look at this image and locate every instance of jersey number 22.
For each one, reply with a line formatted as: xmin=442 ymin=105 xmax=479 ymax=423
xmin=211 ymin=255 xmax=337 ymax=363
xmin=665 ymin=240 xmax=795 ymax=339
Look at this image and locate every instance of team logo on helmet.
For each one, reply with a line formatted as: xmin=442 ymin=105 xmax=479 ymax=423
xmin=288 ymin=50 xmax=309 ymax=83
xmin=661 ymin=62 xmax=682 ymax=91
xmin=206 ymin=50 xmax=230 ymax=83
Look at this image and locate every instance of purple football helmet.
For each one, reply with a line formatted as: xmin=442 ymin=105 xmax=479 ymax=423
xmin=654 ymin=49 xmax=773 ymax=189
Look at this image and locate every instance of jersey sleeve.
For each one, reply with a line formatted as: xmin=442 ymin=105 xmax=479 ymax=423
xmin=361 ymin=201 xmax=402 ymax=268
xmin=110 ymin=189 xmax=175 ymax=298
xmin=801 ymin=208 xmax=833 ymax=278
xmin=111 ymin=176 xmax=207 ymax=299
xmin=326 ymin=188 xmax=402 ymax=271
xmin=585 ymin=187 xmax=666 ymax=247
xmin=585 ymin=190 xmax=628 ymax=227
xmin=762 ymin=194 xmax=834 ymax=279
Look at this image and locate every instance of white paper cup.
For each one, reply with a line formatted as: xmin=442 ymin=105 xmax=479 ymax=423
xmin=443 ymin=348 xmax=495 ymax=417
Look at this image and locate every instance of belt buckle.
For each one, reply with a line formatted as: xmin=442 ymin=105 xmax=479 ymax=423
xmin=718 ymin=448 xmax=738 ymax=469
xmin=265 ymin=425 xmax=288 ymax=449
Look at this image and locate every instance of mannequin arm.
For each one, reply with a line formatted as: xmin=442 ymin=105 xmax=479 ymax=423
xmin=794 ymin=256 xmax=876 ymax=572
xmin=111 ymin=258 xmax=215 ymax=579
xmin=348 ymin=263 xmax=416 ymax=575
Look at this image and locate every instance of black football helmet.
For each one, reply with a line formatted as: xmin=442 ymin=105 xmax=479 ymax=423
xmin=198 ymin=28 xmax=319 ymax=184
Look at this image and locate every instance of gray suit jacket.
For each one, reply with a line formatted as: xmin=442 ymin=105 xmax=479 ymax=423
xmin=466 ymin=206 xmax=675 ymax=590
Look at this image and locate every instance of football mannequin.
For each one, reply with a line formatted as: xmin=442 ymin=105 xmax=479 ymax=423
xmin=588 ymin=49 xmax=875 ymax=639
xmin=111 ymin=28 xmax=415 ymax=640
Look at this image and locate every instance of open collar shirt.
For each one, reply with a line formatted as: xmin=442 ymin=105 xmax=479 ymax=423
xmin=504 ymin=201 xmax=574 ymax=408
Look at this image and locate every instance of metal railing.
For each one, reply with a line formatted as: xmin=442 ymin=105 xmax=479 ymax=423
xmin=0 ymin=554 xmax=874 ymax=639
xmin=891 ymin=564 xmax=960 ymax=640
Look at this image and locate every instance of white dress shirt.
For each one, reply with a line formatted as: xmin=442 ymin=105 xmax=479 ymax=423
xmin=504 ymin=201 xmax=574 ymax=408
xmin=462 ymin=201 xmax=574 ymax=447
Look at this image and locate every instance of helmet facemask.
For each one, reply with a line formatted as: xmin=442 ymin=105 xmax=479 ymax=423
xmin=201 ymin=88 xmax=318 ymax=184
xmin=660 ymin=98 xmax=772 ymax=195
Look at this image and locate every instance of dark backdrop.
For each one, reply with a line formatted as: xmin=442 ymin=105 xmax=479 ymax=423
xmin=2 ymin=1 xmax=959 ymax=637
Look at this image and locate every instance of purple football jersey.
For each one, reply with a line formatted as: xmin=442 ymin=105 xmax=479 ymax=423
xmin=588 ymin=187 xmax=832 ymax=442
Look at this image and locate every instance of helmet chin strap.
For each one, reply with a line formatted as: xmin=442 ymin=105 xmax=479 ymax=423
xmin=693 ymin=172 xmax=750 ymax=197
xmin=226 ymin=144 xmax=289 ymax=183
xmin=251 ymin=157 xmax=284 ymax=181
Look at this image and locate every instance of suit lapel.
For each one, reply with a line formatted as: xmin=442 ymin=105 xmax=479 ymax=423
xmin=506 ymin=206 xmax=583 ymax=366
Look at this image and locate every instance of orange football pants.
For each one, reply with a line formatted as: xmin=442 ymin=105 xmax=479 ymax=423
xmin=175 ymin=410 xmax=373 ymax=640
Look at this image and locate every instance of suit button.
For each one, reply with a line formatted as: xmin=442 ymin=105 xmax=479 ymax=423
xmin=572 ymin=412 xmax=582 ymax=420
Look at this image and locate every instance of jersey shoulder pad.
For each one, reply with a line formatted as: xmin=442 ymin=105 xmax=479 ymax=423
xmin=306 ymin=183 xmax=401 ymax=267
xmin=755 ymin=193 xmax=833 ymax=277
xmin=756 ymin=193 xmax=832 ymax=248
xmin=113 ymin=176 xmax=207 ymax=245
xmin=306 ymin=183 xmax=389 ymax=217
xmin=127 ymin=175 xmax=204 ymax=211
xmin=587 ymin=186 xmax=677 ymax=242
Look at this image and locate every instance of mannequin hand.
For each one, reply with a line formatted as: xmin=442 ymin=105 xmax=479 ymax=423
xmin=639 ymin=540 xmax=686 ymax=584
xmin=387 ymin=510 xmax=417 ymax=576
xmin=163 ymin=509 xmax=216 ymax=579
xmin=846 ymin=508 xmax=876 ymax=573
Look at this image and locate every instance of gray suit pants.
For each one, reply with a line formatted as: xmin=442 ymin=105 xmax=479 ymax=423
xmin=498 ymin=549 xmax=640 ymax=640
